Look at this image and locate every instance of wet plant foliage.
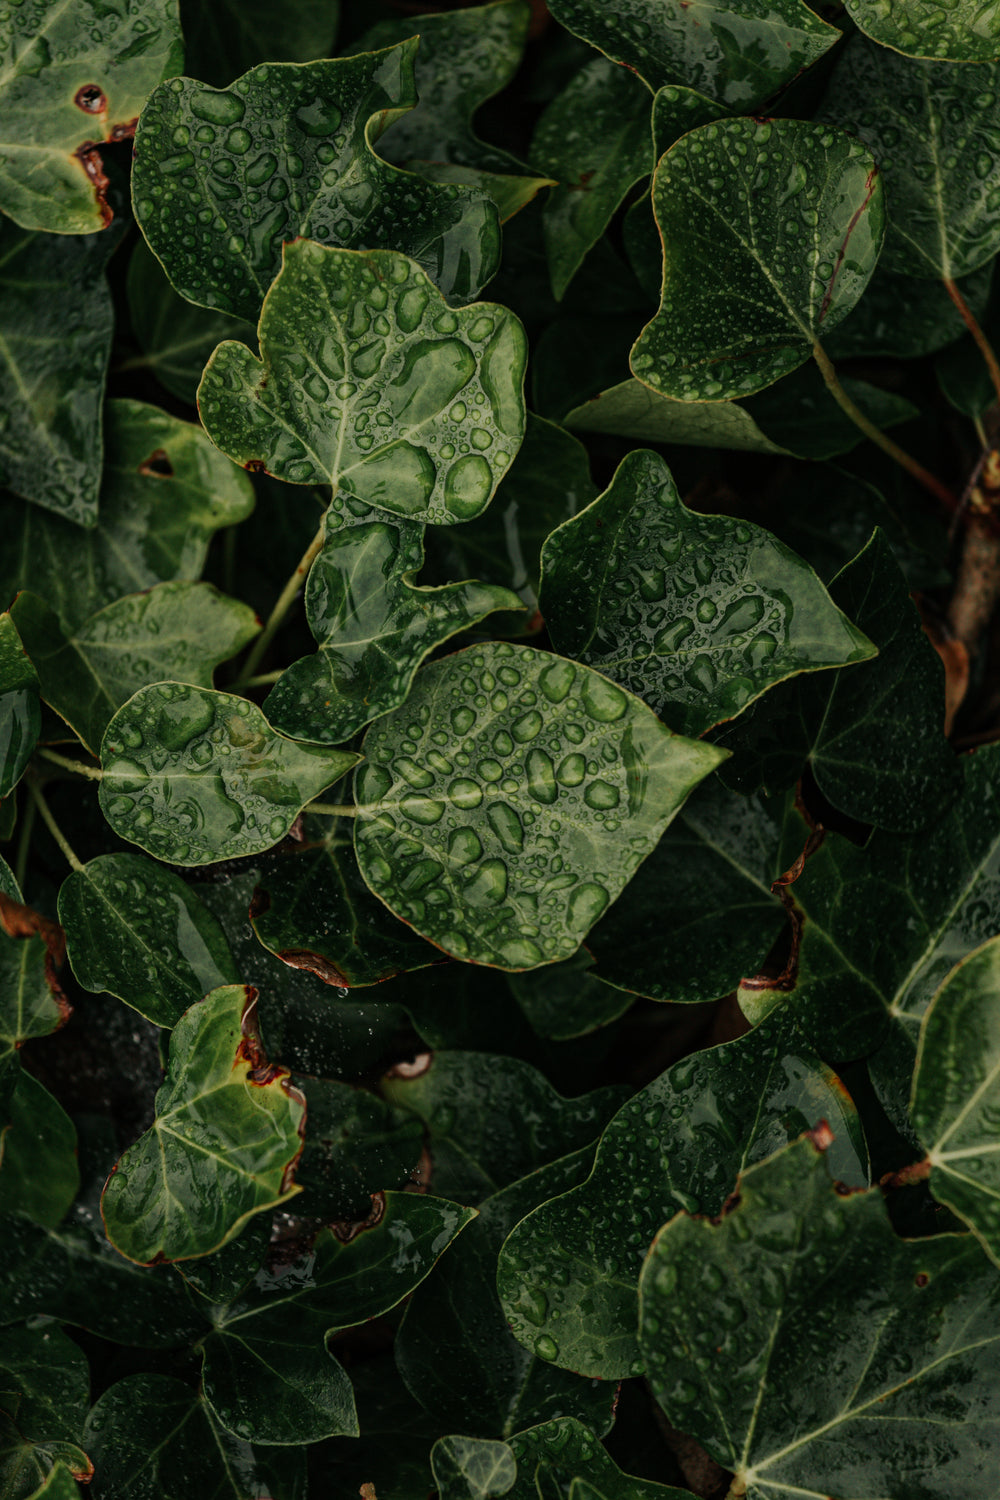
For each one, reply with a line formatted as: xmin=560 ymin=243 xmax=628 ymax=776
xmin=5 ymin=2 xmax=1000 ymax=1498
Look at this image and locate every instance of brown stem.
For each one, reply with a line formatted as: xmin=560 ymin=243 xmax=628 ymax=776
xmin=943 ymin=276 xmax=1000 ymax=410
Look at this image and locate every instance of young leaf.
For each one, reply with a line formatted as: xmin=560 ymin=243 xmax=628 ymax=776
xmin=100 ymin=985 xmax=307 ymax=1264
xmin=630 ymin=119 xmax=884 ymax=400
xmin=0 ymin=1072 xmax=79 ymax=1228
xmin=179 ymin=0 xmax=339 ymax=89
xmin=0 ymin=0 xmax=183 ymax=233
xmin=845 ymin=0 xmax=1000 ymax=62
xmin=0 ymin=614 xmax=40 ymax=799
xmin=264 ymin=512 xmax=521 ymax=744
xmin=498 ymin=1016 xmax=866 ymax=1380
xmin=431 ymin=1436 xmax=517 ymax=1500
xmin=540 ymin=449 xmax=875 ymax=738
xmin=59 ymin=852 xmax=239 ymax=1027
xmin=99 ymin=683 xmax=358 ymax=866
xmin=132 ymin=44 xmax=500 ymax=320
xmin=353 ymin=640 xmax=726 ymax=969
xmin=638 ymin=1136 xmax=1000 ymax=1499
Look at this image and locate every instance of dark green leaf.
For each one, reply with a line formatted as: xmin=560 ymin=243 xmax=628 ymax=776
xmin=0 ymin=1071 xmax=79 ymax=1227
xmin=0 ymin=1413 xmax=91 ymax=1500
xmin=741 ymin=365 xmax=919 ymax=460
xmin=180 ymin=0 xmax=339 ymax=89
xmin=0 ymin=891 xmax=70 ymax=1086
xmin=0 ymin=614 xmax=40 ymax=799
xmin=21 ymin=1463 xmax=82 ymax=1499
xmin=825 ymin=258 xmax=992 ymax=359
xmin=177 ymin=1212 xmax=272 ymax=1304
xmin=506 ymin=1417 xmax=688 ymax=1500
xmin=431 ymin=1436 xmax=517 ymax=1500
xmin=509 ymin=951 xmax=632 ymax=1040
xmin=845 ymin=0 xmax=1000 ymax=62
xmin=0 ymin=1323 xmax=88 ymax=1448
xmin=565 ymin=378 xmax=788 ymax=453
xmin=295 ymin=1076 xmax=423 ymax=1220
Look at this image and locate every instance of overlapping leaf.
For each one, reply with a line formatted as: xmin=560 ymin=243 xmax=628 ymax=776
xmin=0 ymin=1072 xmax=78 ymax=1227
xmin=845 ymin=0 xmax=1000 ymax=62
xmin=432 ymin=1437 xmax=517 ymax=1500
xmin=0 ymin=888 xmax=70 ymax=1105
xmin=506 ymin=1417 xmax=689 ymax=1500
xmin=508 ymin=950 xmax=631 ymax=1039
xmin=0 ymin=615 xmax=39 ymax=799
xmin=294 ymin=1076 xmax=423 ymax=1219
xmin=826 ymin=258 xmax=992 ymax=359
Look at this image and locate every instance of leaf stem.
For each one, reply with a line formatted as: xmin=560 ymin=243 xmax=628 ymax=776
xmin=228 ymin=669 xmax=284 ymax=690
xmin=943 ymin=276 xmax=1000 ymax=410
xmin=13 ymin=789 xmax=36 ymax=892
xmin=307 ymin=802 xmax=358 ymax=818
xmin=811 ymin=340 xmax=957 ymax=513
xmin=239 ymin=518 xmax=328 ymax=681
xmin=36 ymin=747 xmax=103 ymax=781
xmin=27 ymin=777 xmax=84 ymax=873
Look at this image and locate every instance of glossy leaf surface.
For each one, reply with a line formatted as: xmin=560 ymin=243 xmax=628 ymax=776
xmin=100 ymin=683 xmax=357 ymax=866
xmin=199 ymin=241 xmax=527 ymax=525
xmin=506 ymin=1417 xmax=688 ymax=1500
xmin=133 ymin=44 xmax=500 ymax=320
xmin=565 ymin=378 xmax=787 ymax=453
xmin=0 ymin=614 xmax=39 ymax=799
xmin=354 ymin=640 xmax=725 ymax=969
xmin=631 ymin=119 xmax=884 ymax=400
xmin=0 ymin=1071 xmax=79 ymax=1227
xmin=845 ymin=0 xmax=1000 ymax=61
xmin=100 ymin=984 xmax=307 ymax=1263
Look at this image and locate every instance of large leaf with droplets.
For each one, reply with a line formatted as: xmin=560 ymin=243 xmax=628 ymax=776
xmin=133 ymin=44 xmax=500 ymax=320
xmin=199 ymin=241 xmax=527 ymax=525
xmin=821 ymin=41 xmax=1000 ymax=279
xmin=845 ymin=0 xmax=1000 ymax=61
xmin=630 ymin=119 xmax=884 ymax=401
xmin=547 ymin=0 xmax=839 ymax=107
xmin=59 ymin=852 xmax=238 ymax=1027
xmin=0 ymin=1071 xmax=79 ymax=1227
xmin=353 ymin=640 xmax=725 ymax=969
xmin=265 ymin=512 xmax=520 ymax=744
xmin=0 ymin=614 xmax=39 ymax=799
xmin=912 ymin=936 xmax=1000 ymax=1268
xmin=540 ymin=450 xmax=875 ymax=738
xmin=100 ymin=985 xmax=306 ymax=1263
xmin=11 ymin=584 xmax=259 ymax=755
xmin=0 ymin=0 xmax=183 ymax=234
xmin=99 ymin=683 xmax=358 ymax=866
xmin=498 ymin=1017 xmax=865 ymax=1381
xmin=638 ymin=1137 xmax=1000 ymax=1500
xmin=0 ymin=400 xmax=255 ymax=630
xmin=180 ymin=0 xmax=339 ymax=90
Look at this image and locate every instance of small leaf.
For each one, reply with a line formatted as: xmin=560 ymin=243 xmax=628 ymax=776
xmin=0 ymin=1072 xmax=79 ymax=1227
xmin=845 ymin=0 xmax=1000 ymax=61
xmin=21 ymin=1463 xmax=82 ymax=1499
xmin=180 ymin=0 xmax=339 ymax=89
xmin=198 ymin=241 xmax=527 ymax=526
xmin=133 ymin=43 xmax=501 ymax=319
xmin=0 ymin=614 xmax=40 ymax=799
xmin=630 ymin=119 xmax=884 ymax=401
xmin=100 ymin=985 xmax=307 ymax=1263
xmin=99 ymin=683 xmax=358 ymax=866
xmin=431 ymin=1436 xmax=517 ymax=1500
xmin=354 ymin=640 xmax=726 ymax=968
xmin=506 ymin=1416 xmax=688 ymax=1500
xmin=265 ymin=512 xmax=521 ymax=744
xmin=0 ymin=1414 xmax=91 ymax=1500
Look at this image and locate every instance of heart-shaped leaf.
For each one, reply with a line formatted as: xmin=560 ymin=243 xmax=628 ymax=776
xmin=99 ymin=683 xmax=358 ymax=866
xmin=0 ymin=614 xmax=40 ymax=799
xmin=180 ymin=0 xmax=339 ymax=89
xmin=133 ymin=43 xmax=500 ymax=320
xmin=0 ymin=0 xmax=183 ymax=233
xmin=265 ymin=512 xmax=521 ymax=744
xmin=845 ymin=0 xmax=1000 ymax=61
xmin=199 ymin=241 xmax=527 ymax=525
xmin=0 ymin=1072 xmax=79 ymax=1228
xmin=100 ymin=984 xmax=307 ymax=1263
xmin=431 ymin=1437 xmax=517 ymax=1500
xmin=630 ymin=118 xmax=884 ymax=401
xmin=354 ymin=640 xmax=726 ymax=969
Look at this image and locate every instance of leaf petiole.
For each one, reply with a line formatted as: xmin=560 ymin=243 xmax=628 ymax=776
xmin=307 ymin=802 xmax=358 ymax=818
xmin=238 ymin=516 xmax=329 ymax=682
xmin=36 ymin=746 xmax=104 ymax=780
xmin=943 ymin=276 xmax=1000 ymax=412
xmin=26 ymin=777 xmax=84 ymax=873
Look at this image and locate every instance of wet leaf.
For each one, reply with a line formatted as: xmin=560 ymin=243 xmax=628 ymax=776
xmin=0 ymin=0 xmax=183 ymax=233
xmin=133 ymin=43 xmax=501 ymax=320
xmin=506 ymin=1416 xmax=688 ymax=1500
xmin=198 ymin=240 xmax=527 ymax=526
xmin=265 ymin=512 xmax=520 ymax=744
xmin=0 ymin=614 xmax=40 ymax=799
xmin=508 ymin=950 xmax=632 ymax=1040
xmin=99 ymin=683 xmax=358 ymax=866
xmin=498 ymin=1016 xmax=866 ymax=1380
xmin=355 ymin=640 xmax=725 ymax=968
xmin=630 ymin=119 xmax=884 ymax=401
xmin=845 ymin=0 xmax=1000 ymax=62
xmin=21 ymin=1464 xmax=82 ymax=1500
xmin=825 ymin=258 xmax=992 ymax=359
xmin=176 ymin=1213 xmax=272 ymax=1304
xmin=0 ymin=889 xmax=70 ymax=1089
xmin=59 ymin=852 xmax=239 ymax=1027
xmin=180 ymin=0 xmax=339 ymax=89
xmin=638 ymin=1136 xmax=1000 ymax=1499
xmin=431 ymin=1436 xmax=517 ymax=1500
xmin=0 ymin=1324 xmax=88 ymax=1457
xmin=100 ymin=984 xmax=307 ymax=1264
xmin=294 ymin=1076 xmax=423 ymax=1220
xmin=564 ymin=378 xmax=788 ymax=453
xmin=0 ymin=1071 xmax=79 ymax=1227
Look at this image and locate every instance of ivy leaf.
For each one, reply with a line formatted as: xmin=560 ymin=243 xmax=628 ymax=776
xmin=59 ymin=852 xmax=239 ymax=1027
xmin=100 ymin=985 xmax=307 ymax=1264
xmin=845 ymin=0 xmax=1000 ymax=62
xmin=0 ymin=614 xmax=40 ymax=799
xmin=638 ymin=1136 xmax=1000 ymax=1499
xmin=199 ymin=241 xmax=526 ymax=525
xmin=826 ymin=258 xmax=992 ymax=359
xmin=265 ymin=512 xmax=521 ymax=744
xmin=546 ymin=0 xmax=840 ymax=107
xmin=509 ymin=951 xmax=631 ymax=1040
xmin=506 ymin=1417 xmax=688 ymax=1500
xmin=498 ymin=1016 xmax=866 ymax=1381
xmin=564 ymin=378 xmax=788 ymax=453
xmin=179 ymin=0 xmax=339 ymax=89
xmin=20 ymin=1463 xmax=82 ymax=1499
xmin=0 ymin=1324 xmax=88 ymax=1457
xmin=431 ymin=1436 xmax=517 ymax=1500
xmin=0 ymin=1418 xmax=91 ymax=1500
xmin=355 ymin=641 xmax=725 ymax=969
xmin=133 ymin=44 xmax=501 ymax=320
xmin=0 ymin=400 xmax=255 ymax=631
xmin=294 ymin=1076 xmax=423 ymax=1220
xmin=176 ymin=1213 xmax=272 ymax=1304
xmin=0 ymin=0 xmax=183 ymax=234
xmin=12 ymin=584 xmax=259 ymax=755
xmin=0 ymin=1072 xmax=79 ymax=1227
xmin=630 ymin=119 xmax=884 ymax=401
xmin=99 ymin=683 xmax=358 ymax=866
xmin=541 ymin=450 xmax=874 ymax=739
xmin=821 ymin=40 xmax=1000 ymax=279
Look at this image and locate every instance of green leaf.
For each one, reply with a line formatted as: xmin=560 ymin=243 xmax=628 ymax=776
xmin=0 ymin=1415 xmax=91 ymax=1500
xmin=180 ymin=0 xmax=339 ymax=89
xmin=265 ymin=512 xmax=521 ymax=744
xmin=541 ymin=450 xmax=875 ymax=739
xmin=506 ymin=1417 xmax=688 ymax=1500
xmin=431 ymin=1436 xmax=517 ymax=1500
xmin=740 ymin=365 xmax=919 ymax=460
xmin=0 ymin=0 xmax=183 ymax=234
xmin=0 ymin=614 xmax=40 ymax=799
xmin=630 ymin=119 xmax=884 ymax=401
xmin=12 ymin=583 xmax=259 ymax=755
xmin=564 ymin=378 xmax=788 ymax=453
xmin=20 ymin=1463 xmax=82 ymax=1500
xmin=825 ymin=258 xmax=992 ymax=359
xmin=638 ymin=1136 xmax=1000 ymax=1499
xmin=546 ymin=0 xmax=840 ymax=106
xmin=845 ymin=0 xmax=1000 ymax=62
xmin=100 ymin=984 xmax=307 ymax=1263
xmin=382 ymin=1049 xmax=626 ymax=1203
xmin=509 ymin=950 xmax=632 ymax=1040
xmin=0 ymin=1072 xmax=79 ymax=1227
xmin=0 ymin=1323 xmax=88 ymax=1451
xmin=132 ymin=43 xmax=501 ymax=320
xmin=198 ymin=240 xmax=527 ymax=525
xmin=0 ymin=400 xmax=255 ymax=631
xmin=498 ymin=1016 xmax=866 ymax=1380
xmin=821 ymin=40 xmax=1000 ymax=279
xmin=99 ymin=683 xmax=358 ymax=866
xmin=176 ymin=1212 xmax=272 ymax=1304
xmin=532 ymin=58 xmax=652 ymax=300
xmin=0 ymin=891 xmax=70 ymax=1088
xmin=59 ymin=852 xmax=239 ymax=1027
xmin=294 ymin=1076 xmax=423 ymax=1219
xmin=912 ymin=935 xmax=1000 ymax=1268
xmin=936 ymin=292 xmax=1000 ymax=417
